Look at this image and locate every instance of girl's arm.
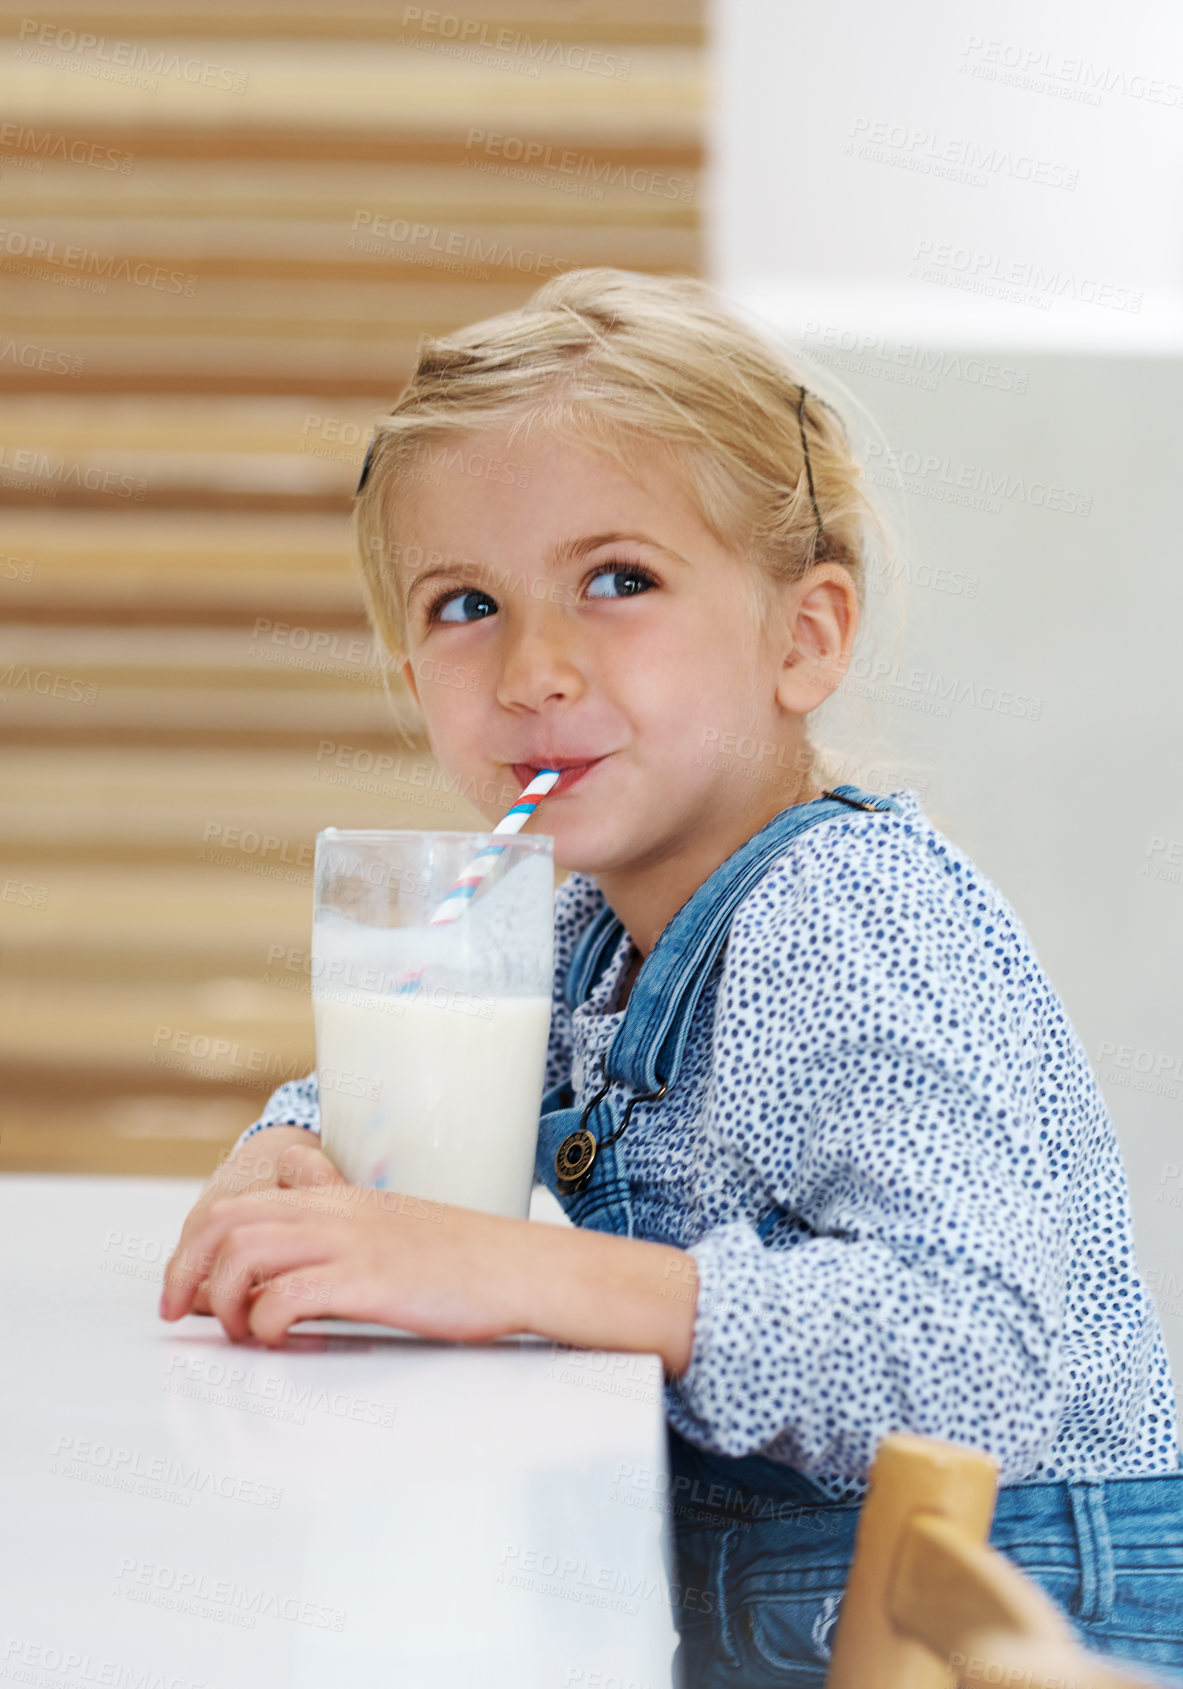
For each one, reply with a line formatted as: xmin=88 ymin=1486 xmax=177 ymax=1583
xmin=525 ymin=1213 xmax=698 ymax=1374
xmin=159 ymin=1179 xmax=699 ymax=1371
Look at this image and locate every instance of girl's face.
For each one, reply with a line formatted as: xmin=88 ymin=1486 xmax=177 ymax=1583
xmin=395 ymin=422 xmax=846 ymax=877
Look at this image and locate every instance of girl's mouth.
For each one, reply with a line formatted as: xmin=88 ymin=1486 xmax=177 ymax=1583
xmin=512 ymin=758 xmax=605 ymax=796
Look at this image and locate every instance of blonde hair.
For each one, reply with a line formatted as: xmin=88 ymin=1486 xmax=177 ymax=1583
xmin=351 ymin=266 xmax=906 ymax=781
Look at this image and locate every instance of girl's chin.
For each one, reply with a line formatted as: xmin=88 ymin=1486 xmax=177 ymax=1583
xmin=548 ymin=822 xmax=634 ymax=878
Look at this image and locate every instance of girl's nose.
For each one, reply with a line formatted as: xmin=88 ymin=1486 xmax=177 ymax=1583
xmin=494 ymin=613 xmax=588 ymax=713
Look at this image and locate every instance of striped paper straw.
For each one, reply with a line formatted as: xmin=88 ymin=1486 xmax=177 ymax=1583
xmin=392 ymin=768 xmax=560 ymax=994
xmin=429 ymin=768 xmax=561 ymax=924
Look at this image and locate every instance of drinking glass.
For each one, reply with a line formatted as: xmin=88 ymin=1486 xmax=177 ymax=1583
xmin=311 ymin=828 xmax=554 ymax=1219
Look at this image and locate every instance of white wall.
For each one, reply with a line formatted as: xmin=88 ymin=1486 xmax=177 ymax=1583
xmin=710 ymin=0 xmax=1183 ymax=1411
xmin=710 ymin=0 xmax=1183 ymax=348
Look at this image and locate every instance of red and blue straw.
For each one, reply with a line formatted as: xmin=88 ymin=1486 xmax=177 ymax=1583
xmin=428 ymin=768 xmax=561 ymax=926
xmin=392 ymin=768 xmax=560 ymax=994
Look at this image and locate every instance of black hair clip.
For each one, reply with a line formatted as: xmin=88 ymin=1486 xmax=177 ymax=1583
xmin=354 ymin=435 xmax=377 ymax=498
xmin=796 ymin=385 xmax=824 ymax=543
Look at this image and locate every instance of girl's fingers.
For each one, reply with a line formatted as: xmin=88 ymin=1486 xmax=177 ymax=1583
xmin=204 ymin=1221 xmax=338 ymax=1343
xmin=276 ymin=1143 xmax=347 ymax=1190
xmin=161 ymin=1230 xmax=222 ymax=1318
xmin=160 ymin=1188 xmax=335 ymax=1319
xmin=246 ymin=1273 xmax=342 ymax=1347
xmin=162 ymin=1195 xmax=274 ymax=1317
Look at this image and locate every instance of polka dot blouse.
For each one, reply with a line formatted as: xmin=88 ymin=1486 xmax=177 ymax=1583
xmin=239 ymin=788 xmax=1181 ymax=1501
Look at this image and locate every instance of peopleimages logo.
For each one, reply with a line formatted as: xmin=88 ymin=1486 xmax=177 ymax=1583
xmin=1 ymin=1640 xmax=202 ymax=1689
xmin=958 ymin=35 xmax=1183 ymax=110
xmin=112 ymin=1556 xmax=346 ymax=1630
xmin=50 ymin=1434 xmax=283 ymax=1508
xmin=0 ymin=337 xmax=84 ymax=378
xmin=0 ymin=445 xmax=146 ymax=498
xmin=464 ymin=128 xmax=692 ymax=201
xmin=15 ymin=19 xmax=250 ymax=93
xmin=803 ymin=320 xmax=1029 ymax=397
xmin=0 ymin=228 xmax=198 ymax=295
xmin=1097 ymin=1041 xmax=1182 ymax=1101
xmin=346 ymin=211 xmax=569 ymax=280
xmin=0 ymin=120 xmax=134 ymax=171
xmin=846 ymin=115 xmax=1079 ymax=191
xmin=399 ymin=8 xmax=631 ymax=80
xmin=841 ymin=655 xmax=1043 ymax=722
xmin=910 ymin=238 xmax=1141 ymax=314
xmin=865 ymin=441 xmax=1091 ymax=518
xmin=0 ymin=664 xmax=99 ymax=705
xmin=163 ymin=1352 xmax=398 ymax=1427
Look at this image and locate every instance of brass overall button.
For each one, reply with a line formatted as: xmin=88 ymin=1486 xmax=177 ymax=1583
xmin=555 ymin=1128 xmax=597 ymax=1187
xmin=554 ymin=1075 xmax=668 ymax=1194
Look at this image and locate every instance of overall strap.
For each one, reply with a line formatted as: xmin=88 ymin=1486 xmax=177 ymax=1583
xmin=563 ymin=901 xmax=629 ymax=1014
xmin=536 ymin=784 xmax=900 ymax=1233
xmin=576 ymin=784 xmax=899 ymax=1092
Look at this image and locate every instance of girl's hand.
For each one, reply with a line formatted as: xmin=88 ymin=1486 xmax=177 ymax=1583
xmin=158 ymin=1183 xmax=530 ymax=1348
xmin=165 ymin=1127 xmax=346 ymax=1316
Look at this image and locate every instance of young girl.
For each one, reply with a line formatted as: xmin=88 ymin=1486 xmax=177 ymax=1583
xmin=161 ymin=267 xmax=1183 ymax=1687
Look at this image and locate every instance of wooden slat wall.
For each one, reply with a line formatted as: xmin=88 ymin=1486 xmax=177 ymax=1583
xmin=0 ymin=1 xmax=705 ymax=1172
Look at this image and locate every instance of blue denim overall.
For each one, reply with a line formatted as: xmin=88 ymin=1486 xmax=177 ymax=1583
xmin=534 ymin=784 xmax=1183 ymax=1689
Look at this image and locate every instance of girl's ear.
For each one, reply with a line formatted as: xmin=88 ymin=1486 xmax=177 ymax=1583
xmin=776 ymin=566 xmax=859 ymax=714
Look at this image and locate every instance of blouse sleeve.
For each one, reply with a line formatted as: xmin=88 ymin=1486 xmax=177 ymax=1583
xmin=231 ymin=1072 xmax=321 ymax=1152
xmin=665 ymin=826 xmax=1069 ymax=1487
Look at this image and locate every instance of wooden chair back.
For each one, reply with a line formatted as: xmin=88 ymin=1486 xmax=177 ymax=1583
xmin=825 ymin=1433 xmax=1159 ymax=1689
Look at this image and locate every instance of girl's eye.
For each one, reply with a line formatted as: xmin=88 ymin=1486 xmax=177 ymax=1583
xmin=425 ymin=561 xmax=657 ymax=626
xmin=432 ymin=588 xmax=495 ymax=626
xmin=586 ymin=562 xmax=657 ymax=599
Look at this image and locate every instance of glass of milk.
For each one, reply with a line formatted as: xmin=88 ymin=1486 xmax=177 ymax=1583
xmin=311 ymin=828 xmax=554 ymax=1219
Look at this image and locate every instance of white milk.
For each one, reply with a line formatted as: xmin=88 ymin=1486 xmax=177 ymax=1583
xmin=313 ymin=985 xmax=552 ymax=1218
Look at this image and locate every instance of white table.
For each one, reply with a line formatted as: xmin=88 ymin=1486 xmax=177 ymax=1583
xmin=1 ymin=1176 xmax=678 ymax=1688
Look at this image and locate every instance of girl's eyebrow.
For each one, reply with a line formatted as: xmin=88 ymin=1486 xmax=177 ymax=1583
xmin=550 ymin=529 xmax=689 ymax=568
xmin=405 ymin=530 xmax=688 ymax=608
